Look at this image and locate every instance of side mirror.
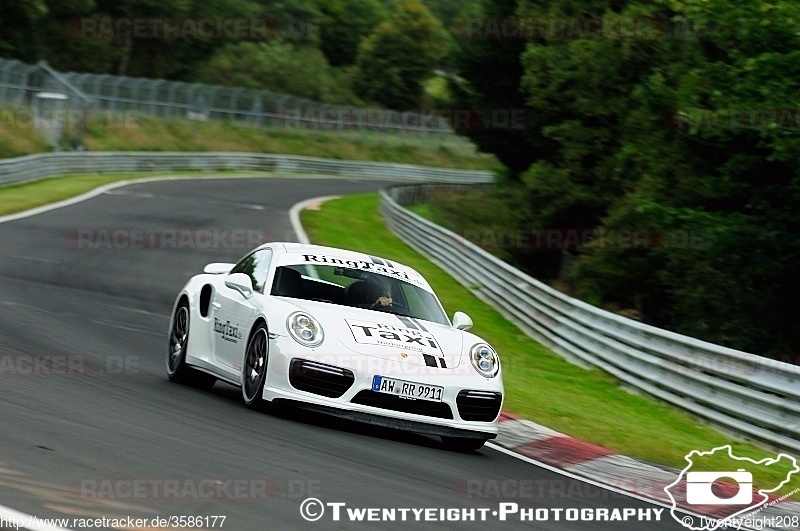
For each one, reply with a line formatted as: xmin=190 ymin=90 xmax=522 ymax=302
xmin=453 ymin=311 xmax=473 ymax=331
xmin=204 ymin=262 xmax=234 ymax=274
xmin=225 ymin=272 xmax=254 ymax=298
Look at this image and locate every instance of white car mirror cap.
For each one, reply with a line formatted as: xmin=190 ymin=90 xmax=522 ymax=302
xmin=453 ymin=311 xmax=473 ymax=331
xmin=225 ymin=272 xmax=254 ymax=298
xmin=204 ymin=262 xmax=234 ymax=274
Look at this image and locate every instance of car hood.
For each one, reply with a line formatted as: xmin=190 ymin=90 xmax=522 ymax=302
xmin=287 ymin=301 xmax=464 ymax=368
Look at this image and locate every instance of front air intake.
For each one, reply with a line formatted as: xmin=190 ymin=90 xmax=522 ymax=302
xmin=289 ymin=359 xmax=355 ymax=398
xmin=456 ymin=390 xmax=502 ymax=422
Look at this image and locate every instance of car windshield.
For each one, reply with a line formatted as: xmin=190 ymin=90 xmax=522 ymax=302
xmin=270 ymin=264 xmax=449 ymax=326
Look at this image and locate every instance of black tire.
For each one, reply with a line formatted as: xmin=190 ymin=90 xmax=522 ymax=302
xmin=242 ymin=323 xmax=269 ymax=408
xmin=441 ymin=436 xmax=488 ymax=452
xmin=166 ymin=300 xmax=216 ymax=389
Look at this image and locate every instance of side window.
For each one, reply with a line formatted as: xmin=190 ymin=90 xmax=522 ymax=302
xmin=230 ymin=248 xmax=273 ymax=293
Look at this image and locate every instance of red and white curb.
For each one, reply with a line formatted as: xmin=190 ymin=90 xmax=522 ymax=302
xmin=494 ymin=412 xmax=800 ymax=530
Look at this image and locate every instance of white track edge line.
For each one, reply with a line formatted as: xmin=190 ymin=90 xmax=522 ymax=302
xmin=0 ymin=172 xmax=341 ymax=225
xmin=289 ymin=195 xmax=342 ymax=244
xmin=486 ymin=442 xmax=761 ymax=530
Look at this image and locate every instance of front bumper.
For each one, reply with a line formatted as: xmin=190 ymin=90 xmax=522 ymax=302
xmin=262 ymin=336 xmax=503 ymax=439
xmin=273 ymin=400 xmax=496 ymax=439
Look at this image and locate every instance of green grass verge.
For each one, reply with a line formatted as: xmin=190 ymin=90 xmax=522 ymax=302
xmin=302 ymin=193 xmax=800 ymax=497
xmin=0 ymin=172 xmax=144 ymax=216
xmin=0 ymin=171 xmax=260 ymax=216
xmin=0 ymin=111 xmax=499 ymax=171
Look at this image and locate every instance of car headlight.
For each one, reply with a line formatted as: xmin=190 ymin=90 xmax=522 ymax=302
xmin=470 ymin=343 xmax=500 ymax=378
xmin=287 ymin=312 xmax=324 ymax=348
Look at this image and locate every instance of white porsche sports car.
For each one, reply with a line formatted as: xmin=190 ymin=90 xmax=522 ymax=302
xmin=166 ymin=242 xmax=503 ymax=451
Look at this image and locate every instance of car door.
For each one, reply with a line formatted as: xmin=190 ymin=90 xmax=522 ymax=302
xmin=211 ymin=248 xmax=273 ymax=374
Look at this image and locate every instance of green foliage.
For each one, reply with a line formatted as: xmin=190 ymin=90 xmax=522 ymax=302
xmin=353 ymin=1 xmax=448 ymax=109
xmin=3 ymin=0 xmax=324 ymax=78
xmin=194 ymin=41 xmax=361 ymax=104
xmin=439 ymin=0 xmax=800 ymax=356
xmin=419 ymin=0 xmax=466 ymax=27
xmin=445 ymin=0 xmax=533 ymax=175
xmin=422 ymin=74 xmax=452 ymax=107
xmin=8 ymin=0 xmax=273 ymax=77
xmin=0 ymin=0 xmax=48 ymax=59
xmin=0 ymin=0 xmax=460 ymax=111
xmin=318 ymin=0 xmax=387 ymax=66
xmin=0 ymin=109 xmax=497 ymax=172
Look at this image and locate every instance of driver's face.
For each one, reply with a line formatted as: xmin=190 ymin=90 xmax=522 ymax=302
xmin=367 ymin=278 xmax=388 ymax=298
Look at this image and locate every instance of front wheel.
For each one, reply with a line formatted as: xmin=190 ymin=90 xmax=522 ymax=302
xmin=166 ymin=300 xmax=216 ymax=389
xmin=441 ymin=436 xmax=488 ymax=452
xmin=242 ymin=323 xmax=269 ymax=408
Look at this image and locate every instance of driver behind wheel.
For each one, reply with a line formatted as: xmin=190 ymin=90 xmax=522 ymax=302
xmin=366 ymin=277 xmax=392 ymax=309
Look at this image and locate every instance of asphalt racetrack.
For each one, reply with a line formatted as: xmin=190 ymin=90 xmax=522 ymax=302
xmin=0 ymin=176 xmax=687 ymax=530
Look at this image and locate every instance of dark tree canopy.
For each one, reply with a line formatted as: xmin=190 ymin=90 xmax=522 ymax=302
xmin=438 ymin=0 xmax=800 ymax=356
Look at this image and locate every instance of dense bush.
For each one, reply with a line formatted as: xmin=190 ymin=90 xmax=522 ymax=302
xmin=444 ymin=0 xmax=800 ymax=357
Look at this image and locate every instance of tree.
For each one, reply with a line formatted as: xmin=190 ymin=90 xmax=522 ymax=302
xmin=421 ymin=0 xmax=471 ymax=27
xmin=6 ymin=0 xmax=322 ymax=79
xmin=195 ymin=40 xmax=361 ymax=104
xmin=353 ymin=1 xmax=447 ymax=109
xmin=318 ymin=0 xmax=387 ymax=67
xmin=440 ymin=0 xmax=800 ymax=355
xmin=446 ymin=0 xmax=534 ymax=177
xmin=0 ymin=0 xmax=48 ymax=60
xmin=577 ymin=0 xmax=800 ymax=354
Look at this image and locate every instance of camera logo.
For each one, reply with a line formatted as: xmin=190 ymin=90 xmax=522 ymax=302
xmin=685 ymin=469 xmax=752 ymax=505
xmin=664 ymin=445 xmax=798 ymax=531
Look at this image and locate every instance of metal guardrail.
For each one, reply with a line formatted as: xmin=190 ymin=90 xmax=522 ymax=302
xmin=381 ymin=183 xmax=800 ymax=454
xmin=0 ymin=57 xmax=457 ymax=137
xmin=0 ymin=151 xmax=494 ymax=187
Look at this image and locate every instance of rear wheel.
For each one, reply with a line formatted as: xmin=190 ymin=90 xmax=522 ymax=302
xmin=441 ymin=436 xmax=488 ymax=452
xmin=242 ymin=323 xmax=269 ymax=408
xmin=166 ymin=300 xmax=215 ymax=389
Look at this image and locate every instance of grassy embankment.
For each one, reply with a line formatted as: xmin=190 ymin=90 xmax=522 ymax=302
xmin=0 ymin=112 xmax=497 ymax=215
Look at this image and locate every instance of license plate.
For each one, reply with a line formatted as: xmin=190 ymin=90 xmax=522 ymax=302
xmin=372 ymin=376 xmax=443 ymax=401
